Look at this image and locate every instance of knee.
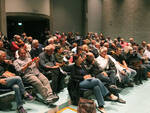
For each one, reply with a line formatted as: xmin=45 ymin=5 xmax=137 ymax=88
xmin=93 ymin=85 xmax=99 ymax=91
xmin=110 ymin=70 xmax=116 ymax=74
xmin=12 ymin=84 xmax=19 ymax=90
xmin=14 ymin=76 xmax=22 ymax=81
xmin=93 ymin=78 xmax=103 ymax=85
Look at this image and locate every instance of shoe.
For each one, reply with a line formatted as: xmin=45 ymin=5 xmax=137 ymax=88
xmin=17 ymin=106 xmax=27 ymax=113
xmin=108 ymin=85 xmax=121 ymax=93
xmin=117 ymin=98 xmax=126 ymax=104
xmin=139 ymin=81 xmax=143 ymax=84
xmin=46 ymin=94 xmax=59 ymax=104
xmin=109 ymin=94 xmax=118 ymax=101
xmin=49 ymin=94 xmax=59 ymax=103
xmin=127 ymin=82 xmax=134 ymax=87
xmin=97 ymin=107 xmax=106 ymax=113
xmin=135 ymin=81 xmax=140 ymax=85
xmin=45 ymin=96 xmax=54 ymax=103
xmin=24 ymin=93 xmax=34 ymax=101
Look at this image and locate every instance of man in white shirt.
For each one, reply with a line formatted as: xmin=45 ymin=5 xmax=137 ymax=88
xmin=144 ymin=44 xmax=150 ymax=60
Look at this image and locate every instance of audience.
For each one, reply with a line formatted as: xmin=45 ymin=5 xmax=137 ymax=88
xmin=0 ymin=31 xmax=150 ymax=113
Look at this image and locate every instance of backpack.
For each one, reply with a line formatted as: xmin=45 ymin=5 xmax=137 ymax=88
xmin=77 ymin=98 xmax=96 ymax=113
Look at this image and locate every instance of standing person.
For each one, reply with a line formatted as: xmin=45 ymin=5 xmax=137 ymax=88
xmin=0 ymin=50 xmax=33 ymax=113
xmin=13 ymin=48 xmax=59 ymax=104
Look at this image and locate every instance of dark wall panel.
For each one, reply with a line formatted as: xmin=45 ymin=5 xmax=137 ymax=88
xmin=101 ymin=0 xmax=150 ymax=43
xmin=87 ymin=0 xmax=102 ymax=33
xmin=53 ymin=0 xmax=82 ymax=33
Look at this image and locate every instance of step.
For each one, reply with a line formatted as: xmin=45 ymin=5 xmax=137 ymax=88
xmin=0 ymin=88 xmax=71 ymax=113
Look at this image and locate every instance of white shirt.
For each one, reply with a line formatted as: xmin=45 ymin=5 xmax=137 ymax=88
xmin=144 ymin=49 xmax=150 ymax=59
xmin=96 ymin=55 xmax=109 ymax=70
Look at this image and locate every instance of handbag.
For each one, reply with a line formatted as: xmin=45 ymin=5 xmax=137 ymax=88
xmin=77 ymin=98 xmax=96 ymax=113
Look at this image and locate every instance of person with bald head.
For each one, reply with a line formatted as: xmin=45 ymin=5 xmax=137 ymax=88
xmin=39 ymin=45 xmax=66 ymax=93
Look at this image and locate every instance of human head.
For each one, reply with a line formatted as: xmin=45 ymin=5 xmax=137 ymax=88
xmin=14 ymin=35 xmax=21 ymax=42
xmin=32 ymin=39 xmax=39 ymax=48
xmin=27 ymin=36 xmax=33 ymax=43
xmin=147 ymin=44 xmax=150 ymax=51
xmin=82 ymin=44 xmax=89 ymax=53
xmin=55 ymin=45 xmax=63 ymax=54
xmin=73 ymin=55 xmax=83 ymax=66
xmin=115 ymin=47 xmax=122 ymax=55
xmin=86 ymin=52 xmax=95 ymax=62
xmin=44 ymin=45 xmax=55 ymax=56
xmin=100 ymin=47 xmax=108 ymax=58
xmin=0 ymin=50 xmax=6 ymax=61
xmin=0 ymin=40 xmax=4 ymax=48
xmin=18 ymin=48 xmax=27 ymax=59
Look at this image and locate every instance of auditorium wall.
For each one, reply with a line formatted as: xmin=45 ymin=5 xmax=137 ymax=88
xmin=101 ymin=0 xmax=150 ymax=43
xmin=5 ymin=0 xmax=50 ymax=16
xmin=53 ymin=0 xmax=82 ymax=33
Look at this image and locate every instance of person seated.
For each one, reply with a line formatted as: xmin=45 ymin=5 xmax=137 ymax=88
xmin=137 ymin=46 xmax=150 ymax=80
xmin=144 ymin=44 xmax=150 ymax=60
xmin=96 ymin=47 xmax=118 ymax=87
xmin=112 ymin=47 xmax=136 ymax=87
xmin=0 ymin=40 xmax=12 ymax=60
xmin=39 ymin=45 xmax=66 ymax=93
xmin=11 ymin=35 xmax=25 ymax=58
xmin=85 ymin=52 xmax=123 ymax=95
xmin=25 ymin=36 xmax=33 ymax=52
xmin=0 ymin=50 xmax=33 ymax=113
xmin=30 ymin=39 xmax=43 ymax=58
xmin=13 ymin=48 xmax=59 ymax=104
xmin=66 ymin=55 xmax=120 ymax=113
xmin=125 ymin=46 xmax=146 ymax=85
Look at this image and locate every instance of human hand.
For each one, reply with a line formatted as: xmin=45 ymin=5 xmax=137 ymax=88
xmin=4 ymin=60 xmax=13 ymax=65
xmin=102 ymin=72 xmax=108 ymax=76
xmin=0 ymin=79 xmax=7 ymax=85
xmin=84 ymin=74 xmax=92 ymax=79
xmin=27 ymin=61 xmax=33 ymax=66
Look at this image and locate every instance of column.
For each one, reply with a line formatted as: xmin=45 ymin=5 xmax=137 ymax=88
xmin=49 ymin=0 xmax=54 ymax=34
xmin=0 ymin=0 xmax=7 ymax=35
xmin=81 ymin=0 xmax=88 ymax=35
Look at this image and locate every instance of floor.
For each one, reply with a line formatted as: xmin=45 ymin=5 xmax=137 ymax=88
xmin=58 ymin=79 xmax=150 ymax=113
xmin=0 ymin=79 xmax=150 ymax=113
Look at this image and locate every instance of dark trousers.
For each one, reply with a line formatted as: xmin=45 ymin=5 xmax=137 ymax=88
xmin=96 ymin=70 xmax=117 ymax=86
xmin=48 ymin=68 xmax=66 ymax=93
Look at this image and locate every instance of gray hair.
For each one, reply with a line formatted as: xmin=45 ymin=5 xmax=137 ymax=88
xmin=44 ymin=44 xmax=55 ymax=51
xmin=32 ymin=39 xmax=39 ymax=45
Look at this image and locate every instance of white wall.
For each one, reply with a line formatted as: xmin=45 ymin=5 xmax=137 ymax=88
xmin=5 ymin=0 xmax=50 ymax=16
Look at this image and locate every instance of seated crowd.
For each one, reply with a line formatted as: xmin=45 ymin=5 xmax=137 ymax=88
xmin=0 ymin=31 xmax=150 ymax=113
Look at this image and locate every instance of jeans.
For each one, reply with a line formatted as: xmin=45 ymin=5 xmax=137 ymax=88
xmin=5 ymin=76 xmax=25 ymax=108
xmin=126 ymin=68 xmax=137 ymax=81
xmin=79 ymin=78 xmax=109 ymax=106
